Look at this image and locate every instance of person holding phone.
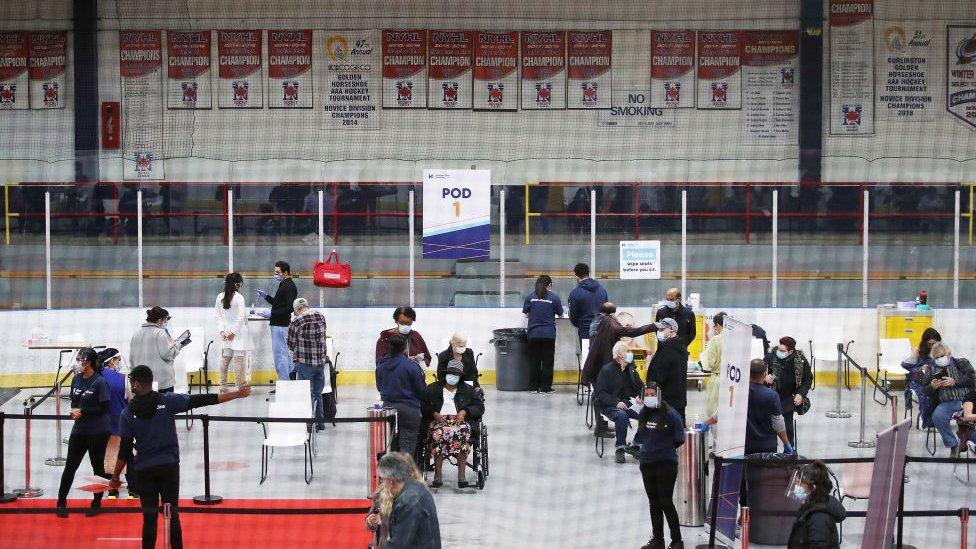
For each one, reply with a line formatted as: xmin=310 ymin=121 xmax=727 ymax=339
xmin=375 ymin=306 xmax=432 ymax=368
xmin=129 ymin=306 xmax=190 ymax=393
xmin=925 ymin=342 xmax=975 ymax=457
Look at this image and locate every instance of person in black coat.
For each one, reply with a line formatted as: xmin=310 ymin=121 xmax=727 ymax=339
xmin=654 ymin=288 xmax=696 ymax=346
xmin=788 ymin=461 xmax=846 ymax=549
xmin=435 ymin=334 xmax=480 ymax=387
xmin=593 ymin=341 xmax=644 ymax=463
xmin=421 ymin=361 xmax=485 ymax=489
xmin=647 ymin=318 xmax=689 ymax=424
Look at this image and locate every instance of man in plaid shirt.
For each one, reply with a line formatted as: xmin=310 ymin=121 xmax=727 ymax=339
xmin=287 ymin=298 xmax=332 ymax=430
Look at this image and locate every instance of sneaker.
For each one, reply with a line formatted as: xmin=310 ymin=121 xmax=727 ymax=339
xmin=56 ymin=502 xmax=68 ymax=519
xmin=428 ymin=478 xmax=443 ymax=489
xmin=457 ymin=478 xmax=470 ymax=489
xmin=540 ymin=388 xmax=555 ymax=394
xmin=85 ymin=501 xmax=101 ymax=517
xmin=625 ymin=444 xmax=641 ymax=458
xmin=640 ymin=538 xmax=665 ymax=549
xmin=315 ymin=424 xmax=325 ymax=432
xmin=615 ymin=448 xmax=626 ymax=463
xmin=667 ymin=542 xmax=685 ymax=549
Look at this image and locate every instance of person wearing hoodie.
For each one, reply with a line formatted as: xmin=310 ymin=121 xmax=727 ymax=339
xmin=787 ymin=461 xmax=846 ymax=549
xmin=646 ymin=318 xmax=689 ymax=423
xmin=568 ymin=263 xmax=608 ymax=342
xmin=654 ymin=288 xmax=696 ymax=347
xmin=376 ymin=335 xmax=429 ymax=460
xmin=522 ymin=275 xmax=563 ymax=394
xmin=108 ymin=365 xmax=249 ymax=549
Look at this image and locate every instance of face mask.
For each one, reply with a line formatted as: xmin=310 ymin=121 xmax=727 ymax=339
xmin=73 ymin=360 xmax=85 ymax=374
xmin=792 ymin=484 xmax=808 ymax=502
xmin=776 ymin=350 xmax=788 ymax=359
xmin=643 ymin=396 xmax=660 ymax=408
xmin=657 ymin=331 xmax=668 ymax=342
xmin=935 ymin=356 xmax=949 ymax=367
xmin=665 ymin=300 xmax=678 ymax=310
xmin=445 ymin=374 xmax=461 ymax=386
xmin=454 ymin=346 xmax=466 ymax=355
xmin=273 ymin=274 xmax=283 ymax=283
xmin=625 ymin=352 xmax=634 ymax=363
xmin=398 ymin=324 xmax=411 ymax=335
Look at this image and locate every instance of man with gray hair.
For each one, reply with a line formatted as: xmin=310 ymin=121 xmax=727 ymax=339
xmin=593 ymin=340 xmax=644 ymax=463
xmin=925 ymin=341 xmax=975 ymax=457
xmin=366 ymin=451 xmax=441 ymax=549
xmin=287 ymin=297 xmax=332 ymax=430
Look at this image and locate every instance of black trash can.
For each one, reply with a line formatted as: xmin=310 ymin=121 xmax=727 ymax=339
xmin=491 ymin=328 xmax=530 ymax=391
xmin=744 ymin=452 xmax=803 ymax=545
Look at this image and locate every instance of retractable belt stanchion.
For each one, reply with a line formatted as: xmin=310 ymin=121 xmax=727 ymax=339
xmin=367 ymin=404 xmax=396 ymax=498
xmin=0 ymin=413 xmax=18 ymax=503
xmin=848 ymin=361 xmax=876 ymax=449
xmin=13 ymin=400 xmax=42 ymax=497
xmin=740 ymin=506 xmax=750 ymax=549
xmin=960 ymin=508 xmax=970 ymax=549
xmin=45 ymin=369 xmax=69 ymax=467
xmin=164 ymin=502 xmax=172 ymax=548
xmin=192 ymin=415 xmax=222 ymax=505
xmin=825 ymin=343 xmax=851 ymax=419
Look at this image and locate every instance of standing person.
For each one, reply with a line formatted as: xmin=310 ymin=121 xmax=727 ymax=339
xmin=375 ymin=306 xmax=432 ymax=368
xmin=698 ymin=312 xmax=727 ymax=424
xmin=764 ymin=336 xmax=812 ymax=447
xmin=129 ymin=306 xmax=190 ymax=393
xmin=581 ymin=302 xmax=658 ymax=385
xmin=925 ymin=342 xmax=975 ymax=457
xmin=56 ymin=348 xmax=112 ymax=518
xmin=288 ymin=297 xmax=333 ymax=430
xmin=655 ymin=288 xmax=696 ymax=346
xmin=522 ymin=275 xmax=563 ymax=394
xmin=376 ymin=335 xmax=428 ymax=459
xmin=216 ymin=272 xmax=253 ymax=392
xmin=745 ymin=359 xmax=793 ymax=455
xmin=646 ymin=318 xmax=689 ymax=423
xmin=365 ymin=452 xmax=441 ymax=549
xmin=255 ymin=260 xmax=298 ymax=385
xmin=568 ymin=262 xmax=608 ymax=342
xmin=96 ymin=348 xmax=131 ymax=499
xmin=635 ymin=383 xmax=686 ymax=549
xmin=787 ymin=461 xmax=847 ymax=549
xmin=594 ymin=342 xmax=644 ymax=463
xmin=108 ymin=366 xmax=250 ymax=549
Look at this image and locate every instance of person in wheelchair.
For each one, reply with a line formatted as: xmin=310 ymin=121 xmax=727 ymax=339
xmin=435 ymin=333 xmax=480 ymax=388
xmin=422 ymin=360 xmax=485 ymax=489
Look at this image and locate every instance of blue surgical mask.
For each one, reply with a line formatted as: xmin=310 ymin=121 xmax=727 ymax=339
xmin=625 ymin=352 xmax=634 ymax=363
xmin=791 ymin=484 xmax=808 ymax=502
xmin=657 ymin=331 xmax=668 ymax=342
xmin=398 ymin=324 xmax=411 ymax=335
xmin=643 ymin=396 xmax=660 ymax=408
xmin=445 ymin=374 xmax=461 ymax=386
xmin=273 ymin=274 xmax=283 ymax=283
xmin=776 ymin=350 xmax=788 ymax=359
xmin=666 ymin=300 xmax=678 ymax=310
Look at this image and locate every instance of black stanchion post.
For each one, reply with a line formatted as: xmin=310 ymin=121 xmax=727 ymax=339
xmin=192 ymin=415 xmax=222 ymax=505
xmin=697 ymin=455 xmax=725 ymax=549
xmin=894 ymin=459 xmax=916 ymax=549
xmin=0 ymin=413 xmax=18 ymax=503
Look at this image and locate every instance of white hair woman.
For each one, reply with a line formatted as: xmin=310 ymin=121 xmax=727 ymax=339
xmin=365 ymin=452 xmax=441 ymax=549
xmin=435 ymin=333 xmax=480 ymax=387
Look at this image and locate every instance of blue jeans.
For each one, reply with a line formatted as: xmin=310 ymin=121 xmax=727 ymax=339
xmin=603 ymin=407 xmax=639 ymax=448
xmin=933 ymin=400 xmax=964 ymax=448
xmin=269 ymin=326 xmax=293 ymax=381
xmin=293 ymin=363 xmax=325 ymax=426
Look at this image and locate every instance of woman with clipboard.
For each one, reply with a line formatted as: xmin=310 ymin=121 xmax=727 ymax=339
xmin=129 ymin=306 xmax=191 ymax=393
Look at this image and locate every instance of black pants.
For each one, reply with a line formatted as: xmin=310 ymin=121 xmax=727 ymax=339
xmin=138 ymin=463 xmax=182 ymax=549
xmin=57 ymin=431 xmax=110 ymax=503
xmin=527 ymin=337 xmax=555 ymax=391
xmin=640 ymin=460 xmax=681 ymax=543
xmin=783 ymin=409 xmax=796 ymax=447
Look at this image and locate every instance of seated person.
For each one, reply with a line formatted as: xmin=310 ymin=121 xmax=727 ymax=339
xmin=422 ymin=360 xmax=485 ymax=489
xmin=901 ymin=328 xmax=941 ymax=427
xmin=924 ymin=342 xmax=975 ymax=457
xmin=435 ymin=333 xmax=480 ymax=387
xmin=594 ymin=341 xmax=644 ymax=463
xmin=954 ymin=388 xmax=976 ymax=450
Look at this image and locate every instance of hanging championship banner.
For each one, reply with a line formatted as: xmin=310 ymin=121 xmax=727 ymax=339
xmin=422 ymin=169 xmax=491 ymax=261
xmin=166 ymin=30 xmax=211 ymax=109
xmin=741 ymin=31 xmax=799 ymax=144
xmin=829 ymin=0 xmax=874 ymax=134
xmin=382 ymin=29 xmax=427 ymax=108
xmin=268 ymin=29 xmax=312 ymax=108
xmin=473 ymin=31 xmax=518 ymax=111
xmin=29 ymin=31 xmax=66 ymax=109
xmin=323 ymin=30 xmax=381 ymax=130
xmin=427 ymin=30 xmax=473 ymax=109
xmin=877 ymin=24 xmax=935 ymax=122
xmin=651 ymin=30 xmax=696 ymax=109
xmin=119 ymin=30 xmax=164 ymax=180
xmin=0 ymin=32 xmax=29 ymax=110
xmin=947 ymin=26 xmax=976 ymax=130
xmin=521 ymin=31 xmax=566 ymax=110
xmin=697 ymin=31 xmax=742 ymax=109
xmin=217 ymin=29 xmax=263 ymax=108
xmin=567 ymin=30 xmax=611 ymax=109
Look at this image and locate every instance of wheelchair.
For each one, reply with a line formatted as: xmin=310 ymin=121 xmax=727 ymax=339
xmin=417 ymin=417 xmax=490 ymax=490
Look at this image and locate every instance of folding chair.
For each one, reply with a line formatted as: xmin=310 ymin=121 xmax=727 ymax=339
xmin=326 ymin=336 xmax=340 ymax=404
xmin=260 ymin=401 xmax=313 ymax=485
xmin=837 ymin=462 xmax=872 ymax=540
xmin=577 ymin=339 xmax=590 ymax=407
xmin=876 ymin=338 xmax=911 ymax=403
xmin=807 ymin=326 xmax=844 ymax=390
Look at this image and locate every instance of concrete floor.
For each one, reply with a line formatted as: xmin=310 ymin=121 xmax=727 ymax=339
xmin=1 ymin=383 xmax=972 ymax=548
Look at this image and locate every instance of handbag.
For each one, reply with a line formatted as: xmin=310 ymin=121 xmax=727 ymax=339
xmin=313 ymin=250 xmax=351 ymax=288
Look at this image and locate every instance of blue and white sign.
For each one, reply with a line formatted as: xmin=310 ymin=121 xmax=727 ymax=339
xmin=422 ymin=169 xmax=491 ymax=260
xmin=619 ymin=240 xmax=661 ymax=279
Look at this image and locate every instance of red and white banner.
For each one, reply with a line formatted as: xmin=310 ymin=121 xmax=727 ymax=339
xmin=473 ymin=31 xmax=518 ymax=111
xmin=382 ymin=30 xmax=427 ymax=108
xmin=167 ymin=30 xmax=211 ymax=109
xmin=650 ymin=30 xmax=696 ymax=109
xmin=521 ymin=31 xmax=565 ymax=110
xmin=217 ymin=29 xmax=263 ymax=108
xmin=567 ymin=30 xmax=611 ymax=109
xmin=119 ymin=30 xmax=164 ymax=180
xmin=29 ymin=31 xmax=66 ymax=109
xmin=740 ymin=31 xmax=799 ymax=144
xmin=697 ymin=31 xmax=742 ymax=109
xmin=268 ymin=29 xmax=312 ymax=108
xmin=427 ymin=30 xmax=473 ymax=109
xmin=0 ymin=32 xmax=28 ymax=110
xmin=829 ymin=0 xmax=874 ymax=134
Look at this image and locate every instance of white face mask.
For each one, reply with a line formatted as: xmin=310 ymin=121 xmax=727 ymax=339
xmin=445 ymin=374 xmax=461 ymax=386
xmin=398 ymin=324 xmax=411 ymax=335
xmin=73 ymin=360 xmax=85 ymax=374
xmin=657 ymin=331 xmax=668 ymax=342
xmin=935 ymin=356 xmax=949 ymax=367
xmin=454 ymin=346 xmax=466 ymax=355
xmin=643 ymin=395 xmax=659 ymax=408
xmin=791 ymin=484 xmax=808 ymax=502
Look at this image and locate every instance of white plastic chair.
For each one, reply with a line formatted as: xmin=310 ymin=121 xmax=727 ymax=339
xmin=808 ymin=326 xmax=844 ymax=389
xmin=260 ymin=401 xmax=313 ymax=484
xmin=750 ymin=338 xmax=767 ymax=361
xmin=174 ymin=326 xmax=205 ymax=392
xmin=877 ymin=338 xmax=912 ymax=386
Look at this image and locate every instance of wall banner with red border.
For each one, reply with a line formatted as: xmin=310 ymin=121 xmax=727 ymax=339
xmin=521 ymin=31 xmax=566 ymax=110
xmin=473 ymin=31 xmax=518 ymax=111
xmin=382 ymin=29 xmax=427 ymax=108
xmin=427 ymin=30 xmax=473 ymax=109
xmin=119 ymin=30 xmax=164 ymax=180
xmin=829 ymin=0 xmax=874 ymax=134
xmin=697 ymin=31 xmax=742 ymax=109
xmin=740 ymin=30 xmax=799 ymax=144
xmin=268 ymin=29 xmax=312 ymax=108
xmin=567 ymin=30 xmax=611 ymax=109
xmin=0 ymin=32 xmax=29 ymax=110
xmin=166 ymin=30 xmax=211 ymax=109
xmin=217 ymin=29 xmax=263 ymax=108
xmin=650 ymin=30 xmax=696 ymax=109
xmin=29 ymin=31 xmax=66 ymax=109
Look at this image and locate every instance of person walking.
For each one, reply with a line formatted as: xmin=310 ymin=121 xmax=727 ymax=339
xmin=216 ymin=272 xmax=253 ymax=392
xmin=288 ymin=297 xmax=333 ymax=430
xmin=635 ymin=383 xmax=687 ymax=549
xmin=764 ymin=336 xmax=812 ymax=448
xmin=96 ymin=348 xmax=131 ymax=499
xmin=522 ymin=275 xmax=563 ymax=394
xmin=255 ymin=260 xmax=298 ymax=384
xmin=568 ymin=262 xmax=608 ymax=342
